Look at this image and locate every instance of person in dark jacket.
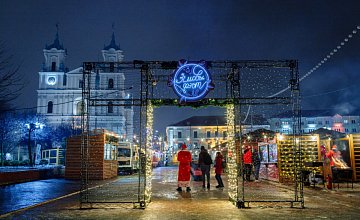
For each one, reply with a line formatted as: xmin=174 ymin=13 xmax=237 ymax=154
xmin=214 ymin=151 xmax=224 ymax=188
xmin=243 ymin=146 xmax=252 ymax=181
xmin=198 ymin=146 xmax=211 ymax=189
xmin=252 ymin=146 xmax=261 ymax=182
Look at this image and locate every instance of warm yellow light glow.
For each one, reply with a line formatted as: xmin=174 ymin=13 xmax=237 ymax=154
xmin=278 ymin=134 xmax=284 ymax=141
xmin=226 ymin=104 xmax=237 ymax=202
xmin=144 ymin=101 xmax=153 ymax=204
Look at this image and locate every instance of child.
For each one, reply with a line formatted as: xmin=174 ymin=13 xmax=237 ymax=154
xmin=214 ymin=152 xmax=224 ymax=188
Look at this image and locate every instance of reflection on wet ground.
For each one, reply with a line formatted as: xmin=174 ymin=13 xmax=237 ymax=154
xmin=1 ymin=166 xmax=321 ymax=215
xmin=0 ymin=179 xmax=81 ymax=215
xmin=2 ymin=166 xmax=360 ymax=219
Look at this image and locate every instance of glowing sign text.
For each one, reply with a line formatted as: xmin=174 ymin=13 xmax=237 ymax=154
xmin=169 ymin=60 xmax=214 ymax=103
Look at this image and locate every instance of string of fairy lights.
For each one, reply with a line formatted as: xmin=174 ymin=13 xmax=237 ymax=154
xmin=68 ymin=25 xmax=360 ymax=206
xmin=241 ymin=25 xmax=360 ymax=123
xmin=277 ymin=134 xmax=320 ymax=180
xmin=144 ymin=101 xmax=153 ymax=204
xmin=269 ymin=25 xmax=360 ymax=98
xmin=226 ymin=104 xmax=238 ymax=202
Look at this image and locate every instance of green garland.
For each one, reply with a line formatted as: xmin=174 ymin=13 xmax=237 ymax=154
xmin=105 ymin=135 xmax=119 ymax=144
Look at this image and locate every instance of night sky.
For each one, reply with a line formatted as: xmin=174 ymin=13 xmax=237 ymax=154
xmin=0 ymin=0 xmax=359 ymax=132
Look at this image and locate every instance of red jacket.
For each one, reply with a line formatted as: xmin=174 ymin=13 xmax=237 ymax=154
xmin=215 ymin=155 xmax=223 ymax=174
xmin=243 ymin=149 xmax=252 ymax=164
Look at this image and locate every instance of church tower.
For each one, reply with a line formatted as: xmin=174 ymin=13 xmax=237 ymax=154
xmin=43 ymin=29 xmax=66 ymax=72
xmin=102 ymin=32 xmax=124 ymax=62
xmin=37 ymin=27 xmax=133 ymax=142
xmin=37 ymin=27 xmax=69 ymax=118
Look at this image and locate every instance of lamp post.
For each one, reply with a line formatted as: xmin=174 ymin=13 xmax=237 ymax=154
xmin=26 ymin=122 xmax=44 ymax=166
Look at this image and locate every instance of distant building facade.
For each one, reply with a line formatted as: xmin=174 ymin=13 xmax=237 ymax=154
xmin=36 ymin=30 xmax=133 ymax=140
xmin=166 ymin=115 xmax=270 ymax=153
xmin=268 ymin=110 xmax=360 ymax=134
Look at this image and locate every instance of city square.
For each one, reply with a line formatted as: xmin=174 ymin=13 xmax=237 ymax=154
xmin=0 ymin=1 xmax=360 ymax=219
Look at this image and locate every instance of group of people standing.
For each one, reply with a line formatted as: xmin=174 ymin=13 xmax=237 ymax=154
xmin=176 ymin=144 xmax=225 ymax=192
xmin=243 ymin=145 xmax=261 ymax=182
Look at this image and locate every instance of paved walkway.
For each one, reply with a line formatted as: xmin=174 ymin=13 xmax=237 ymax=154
xmin=1 ymin=167 xmax=360 ymax=220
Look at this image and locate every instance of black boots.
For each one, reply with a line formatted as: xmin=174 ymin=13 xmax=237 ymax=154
xmin=177 ymin=187 xmax=191 ymax=192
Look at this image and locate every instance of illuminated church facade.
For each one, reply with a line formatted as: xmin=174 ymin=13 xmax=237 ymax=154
xmin=36 ymin=30 xmax=133 ymax=140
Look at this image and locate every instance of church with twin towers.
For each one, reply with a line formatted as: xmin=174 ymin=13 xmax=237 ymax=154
xmin=36 ymin=27 xmax=134 ymax=141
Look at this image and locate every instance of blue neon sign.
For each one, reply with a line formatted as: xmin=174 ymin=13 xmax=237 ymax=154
xmin=169 ymin=60 xmax=214 ymax=103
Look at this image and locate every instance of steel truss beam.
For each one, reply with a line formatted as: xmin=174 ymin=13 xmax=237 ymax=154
xmin=81 ymin=60 xmax=302 ymax=209
xmin=88 ymin=97 xmax=292 ymax=107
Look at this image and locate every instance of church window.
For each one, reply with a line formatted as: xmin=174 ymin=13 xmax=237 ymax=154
xmin=47 ymin=101 xmax=53 ymax=113
xmin=108 ymin=101 xmax=113 ymax=113
xmin=63 ymin=74 xmax=67 ymax=86
xmin=95 ymin=72 xmax=100 ymax=89
xmin=108 ymin=79 xmax=114 ymax=89
xmin=110 ymin=63 xmax=114 ymax=72
xmin=76 ymin=101 xmax=85 ymax=115
xmin=51 ymin=62 xmax=56 ymax=71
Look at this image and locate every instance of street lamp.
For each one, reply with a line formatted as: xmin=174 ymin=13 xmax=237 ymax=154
xmin=25 ymin=122 xmax=44 ymax=166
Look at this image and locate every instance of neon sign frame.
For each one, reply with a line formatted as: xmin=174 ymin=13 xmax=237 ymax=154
xmin=169 ymin=60 xmax=214 ymax=103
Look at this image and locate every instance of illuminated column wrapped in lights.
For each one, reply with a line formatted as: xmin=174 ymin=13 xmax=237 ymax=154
xmin=226 ymin=104 xmax=237 ymax=202
xmin=144 ymin=101 xmax=153 ymax=204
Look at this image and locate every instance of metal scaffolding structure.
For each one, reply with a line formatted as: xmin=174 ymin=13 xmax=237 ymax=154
xmin=80 ymin=60 xmax=303 ymax=209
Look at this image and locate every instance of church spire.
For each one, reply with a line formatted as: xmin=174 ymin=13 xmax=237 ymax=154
xmin=101 ymin=24 xmax=124 ymax=62
xmin=45 ymin=23 xmax=64 ymax=50
xmin=43 ymin=24 xmax=66 ymax=72
xmin=104 ymin=23 xmax=121 ymax=50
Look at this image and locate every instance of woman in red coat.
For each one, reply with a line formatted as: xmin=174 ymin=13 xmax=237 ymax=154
xmin=176 ymin=144 xmax=192 ymax=192
xmin=243 ymin=146 xmax=252 ymax=181
xmin=214 ymin=152 xmax=224 ymax=188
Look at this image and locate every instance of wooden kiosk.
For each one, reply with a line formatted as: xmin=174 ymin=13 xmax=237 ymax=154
xmin=65 ymin=129 xmax=119 ymax=180
xmin=277 ymin=134 xmax=321 ymax=183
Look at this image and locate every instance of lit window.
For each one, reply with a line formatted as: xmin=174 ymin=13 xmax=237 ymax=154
xmin=207 ymin=131 xmax=211 ymax=138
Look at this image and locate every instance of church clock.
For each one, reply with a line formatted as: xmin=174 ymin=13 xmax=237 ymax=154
xmin=47 ymin=76 xmax=57 ymax=85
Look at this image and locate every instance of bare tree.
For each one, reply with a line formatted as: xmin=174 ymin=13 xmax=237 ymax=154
xmin=0 ymin=41 xmax=24 ymax=112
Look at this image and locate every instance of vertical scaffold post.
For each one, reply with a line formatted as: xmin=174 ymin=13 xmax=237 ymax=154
xmin=231 ymin=63 xmax=243 ymax=206
xmin=80 ymin=62 xmax=92 ymax=207
xmin=289 ymin=60 xmax=304 ymax=208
